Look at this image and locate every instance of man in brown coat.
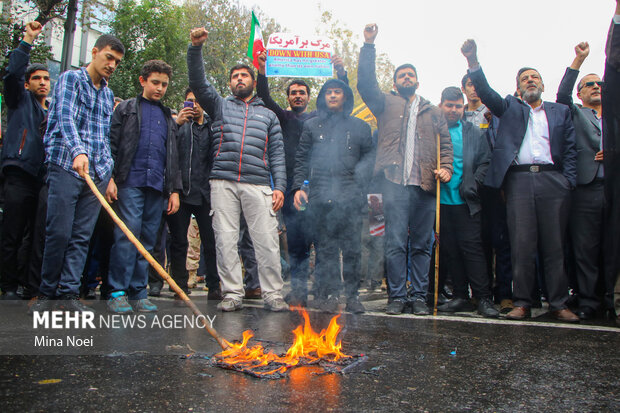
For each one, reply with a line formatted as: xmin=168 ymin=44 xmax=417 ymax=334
xmin=357 ymin=23 xmax=453 ymax=315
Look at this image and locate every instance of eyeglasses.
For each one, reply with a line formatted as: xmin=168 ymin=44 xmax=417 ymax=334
xmin=578 ymin=81 xmax=603 ymax=91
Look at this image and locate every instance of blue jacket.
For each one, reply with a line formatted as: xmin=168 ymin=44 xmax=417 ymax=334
xmin=1 ymin=42 xmax=47 ymax=180
xmin=187 ymin=45 xmax=286 ymax=193
xmin=468 ymin=67 xmax=577 ymax=189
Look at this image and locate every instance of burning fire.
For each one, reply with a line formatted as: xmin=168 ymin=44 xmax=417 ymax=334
xmin=215 ymin=308 xmax=350 ymax=376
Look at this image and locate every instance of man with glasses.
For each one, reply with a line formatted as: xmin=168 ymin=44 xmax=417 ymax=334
xmin=557 ymin=42 xmax=605 ymax=320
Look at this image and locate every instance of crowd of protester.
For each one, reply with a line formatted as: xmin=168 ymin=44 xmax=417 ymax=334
xmin=1 ymin=2 xmax=620 ymax=326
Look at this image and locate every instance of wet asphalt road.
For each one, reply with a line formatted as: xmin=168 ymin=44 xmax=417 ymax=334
xmin=0 ymin=295 xmax=618 ymax=412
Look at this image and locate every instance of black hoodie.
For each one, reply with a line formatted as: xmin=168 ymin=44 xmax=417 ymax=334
xmin=293 ymin=79 xmax=374 ymax=206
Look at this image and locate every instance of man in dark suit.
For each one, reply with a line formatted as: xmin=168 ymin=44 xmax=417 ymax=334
xmin=602 ymin=0 xmax=620 ymax=325
xmin=461 ymin=39 xmax=579 ymax=322
xmin=556 ymin=42 xmax=605 ymax=320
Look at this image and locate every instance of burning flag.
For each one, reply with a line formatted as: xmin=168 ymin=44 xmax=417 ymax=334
xmin=247 ymin=11 xmax=266 ymax=70
xmin=211 ymin=308 xmax=363 ymax=379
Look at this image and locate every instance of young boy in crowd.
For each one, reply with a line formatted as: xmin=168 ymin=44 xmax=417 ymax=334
xmin=105 ymin=60 xmax=182 ymax=313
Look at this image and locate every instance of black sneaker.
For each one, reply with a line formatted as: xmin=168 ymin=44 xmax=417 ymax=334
xmin=1 ymin=291 xmax=21 ymax=304
xmin=386 ymin=298 xmax=407 ymax=315
xmin=28 ymin=295 xmax=54 ymax=315
xmin=411 ymin=299 xmax=430 ymax=315
xmin=148 ymin=285 xmax=161 ymax=297
xmin=346 ymin=297 xmax=365 ymax=314
xmin=477 ymin=297 xmax=500 ymax=318
xmin=57 ymin=294 xmax=94 ymax=313
xmin=438 ymin=297 xmax=474 ymax=313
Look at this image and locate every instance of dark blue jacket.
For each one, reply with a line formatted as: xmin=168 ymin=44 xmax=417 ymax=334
xmin=468 ymin=67 xmax=577 ymax=189
xmin=1 ymin=42 xmax=47 ymax=180
xmin=109 ymin=96 xmax=181 ymax=195
xmin=187 ymin=45 xmax=286 ymax=193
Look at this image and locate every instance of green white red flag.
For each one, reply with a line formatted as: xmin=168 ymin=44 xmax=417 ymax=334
xmin=247 ymin=11 xmax=266 ymax=70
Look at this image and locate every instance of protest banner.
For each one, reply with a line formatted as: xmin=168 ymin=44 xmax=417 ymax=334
xmin=265 ymin=33 xmax=333 ymax=78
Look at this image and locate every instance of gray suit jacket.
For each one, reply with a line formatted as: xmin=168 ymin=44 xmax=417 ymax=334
xmin=556 ymin=67 xmax=603 ymax=186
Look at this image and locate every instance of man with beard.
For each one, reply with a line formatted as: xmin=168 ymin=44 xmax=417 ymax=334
xmin=461 ymin=39 xmax=579 ymax=322
xmin=557 ymin=42 xmax=606 ymax=320
xmin=187 ymin=27 xmax=287 ymax=312
xmin=358 ymin=24 xmax=453 ymax=315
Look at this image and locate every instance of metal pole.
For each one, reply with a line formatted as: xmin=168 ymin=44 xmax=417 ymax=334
xmin=59 ymin=0 xmax=78 ymax=73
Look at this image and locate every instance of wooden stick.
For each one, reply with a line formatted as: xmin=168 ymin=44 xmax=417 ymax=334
xmin=82 ymin=173 xmax=228 ymax=350
xmin=434 ymin=133 xmax=441 ymax=316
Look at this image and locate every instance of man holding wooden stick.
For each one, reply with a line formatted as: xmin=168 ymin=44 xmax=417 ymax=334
xmin=357 ymin=23 xmax=453 ymax=315
xmin=30 ymin=35 xmax=125 ymax=314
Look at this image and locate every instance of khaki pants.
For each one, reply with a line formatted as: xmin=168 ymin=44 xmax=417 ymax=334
xmin=186 ymin=216 xmax=201 ymax=272
xmin=210 ymin=179 xmax=283 ymax=302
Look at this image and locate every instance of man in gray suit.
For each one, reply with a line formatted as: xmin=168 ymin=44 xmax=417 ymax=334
xmin=556 ymin=42 xmax=604 ymax=320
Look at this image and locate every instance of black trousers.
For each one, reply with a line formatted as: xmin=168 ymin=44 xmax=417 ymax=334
xmin=0 ymin=167 xmax=43 ymax=294
xmin=569 ymin=179 xmax=606 ymax=311
xmin=439 ymin=204 xmax=491 ymax=299
xmin=310 ymin=202 xmax=362 ymax=300
xmin=166 ymin=201 xmax=218 ymax=292
xmin=480 ymin=187 xmax=513 ymax=301
xmin=239 ymin=216 xmax=259 ymax=290
xmin=505 ymin=170 xmax=570 ymax=311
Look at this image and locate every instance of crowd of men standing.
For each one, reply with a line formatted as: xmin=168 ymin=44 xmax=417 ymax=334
xmin=1 ymin=2 xmax=620 ymax=326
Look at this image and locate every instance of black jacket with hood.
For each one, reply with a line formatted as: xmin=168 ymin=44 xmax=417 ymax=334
xmin=293 ymin=79 xmax=374 ymax=207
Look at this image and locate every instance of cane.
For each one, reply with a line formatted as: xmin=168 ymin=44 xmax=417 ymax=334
xmin=82 ymin=173 xmax=229 ymax=350
xmin=433 ymin=133 xmax=441 ymax=316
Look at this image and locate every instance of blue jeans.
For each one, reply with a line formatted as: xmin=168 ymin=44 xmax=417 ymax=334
xmin=107 ymin=187 xmax=164 ymax=300
xmin=39 ymin=164 xmax=109 ymax=297
xmin=383 ymin=181 xmax=436 ymax=300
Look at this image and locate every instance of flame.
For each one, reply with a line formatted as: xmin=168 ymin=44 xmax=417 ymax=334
xmin=215 ymin=308 xmax=350 ymax=376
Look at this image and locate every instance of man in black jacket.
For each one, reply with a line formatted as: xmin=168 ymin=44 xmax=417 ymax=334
xmin=105 ymin=60 xmax=181 ymax=313
xmin=1 ymin=21 xmax=49 ymax=300
xmin=603 ymin=1 xmax=620 ymax=324
xmin=255 ymin=51 xmax=348 ymax=306
xmin=434 ymin=87 xmax=498 ymax=318
xmin=188 ymin=27 xmax=287 ymax=312
xmin=557 ymin=42 xmax=605 ymax=320
xmin=293 ymin=79 xmax=374 ymax=313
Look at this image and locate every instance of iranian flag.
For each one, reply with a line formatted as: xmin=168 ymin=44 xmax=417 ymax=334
xmin=247 ymin=11 xmax=266 ymax=70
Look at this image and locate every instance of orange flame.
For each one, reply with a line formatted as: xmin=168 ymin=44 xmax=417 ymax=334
xmin=215 ymin=308 xmax=350 ymax=376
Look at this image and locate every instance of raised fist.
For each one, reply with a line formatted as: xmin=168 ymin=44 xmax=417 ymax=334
xmin=23 ymin=21 xmax=43 ymax=44
xmin=574 ymin=42 xmax=590 ymax=60
xmin=190 ymin=27 xmax=208 ymax=47
xmin=364 ymin=24 xmax=378 ymax=44
xmin=461 ymin=39 xmax=477 ymax=59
